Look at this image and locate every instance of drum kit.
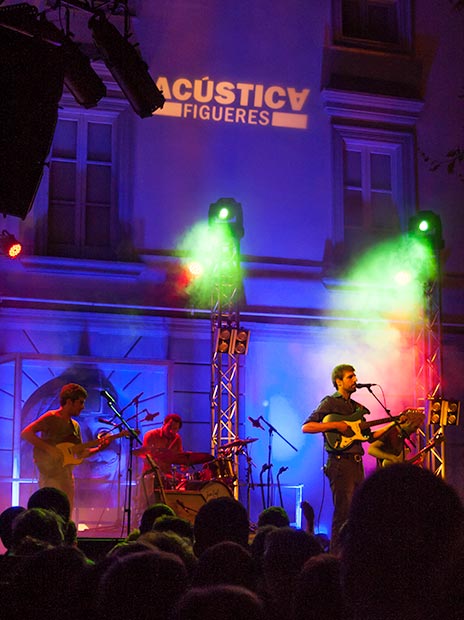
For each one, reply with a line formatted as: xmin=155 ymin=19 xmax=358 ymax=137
xmin=133 ymin=438 xmax=258 ymax=504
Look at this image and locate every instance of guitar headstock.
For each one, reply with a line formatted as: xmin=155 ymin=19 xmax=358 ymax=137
xmin=399 ymin=408 xmax=425 ymax=429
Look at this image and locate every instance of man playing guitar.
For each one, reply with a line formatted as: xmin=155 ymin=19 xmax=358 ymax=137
xmin=21 ymin=383 xmax=111 ymax=514
xmin=301 ymin=364 xmax=395 ymax=555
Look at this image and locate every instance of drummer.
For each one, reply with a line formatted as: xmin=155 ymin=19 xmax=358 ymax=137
xmin=141 ymin=413 xmax=183 ymax=484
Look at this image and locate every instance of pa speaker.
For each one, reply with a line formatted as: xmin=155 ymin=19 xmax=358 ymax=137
xmin=0 ymin=28 xmax=64 ymax=219
xmin=77 ymin=537 xmax=123 ymax=562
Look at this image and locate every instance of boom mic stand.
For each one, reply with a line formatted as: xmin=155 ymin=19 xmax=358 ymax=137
xmin=254 ymin=415 xmax=298 ymax=508
xmin=101 ymin=392 xmax=142 ymax=536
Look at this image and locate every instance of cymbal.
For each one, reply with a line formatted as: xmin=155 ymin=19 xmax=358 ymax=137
xmin=222 ymin=437 xmax=258 ymax=449
xmin=169 ymin=451 xmax=215 ymax=466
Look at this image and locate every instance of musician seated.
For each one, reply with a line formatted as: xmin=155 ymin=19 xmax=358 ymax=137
xmin=141 ymin=413 xmax=183 ymax=474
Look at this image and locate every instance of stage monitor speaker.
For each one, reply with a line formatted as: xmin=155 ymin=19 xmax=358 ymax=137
xmin=164 ymin=491 xmax=206 ymax=524
xmin=0 ymin=28 xmax=64 ymax=219
xmin=77 ymin=537 xmax=123 ymax=562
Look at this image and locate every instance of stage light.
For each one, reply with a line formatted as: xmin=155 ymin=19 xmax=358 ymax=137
xmin=216 ymin=328 xmax=234 ymax=353
xmin=234 ymin=329 xmax=250 ymax=355
xmin=208 ymin=198 xmax=244 ymax=241
xmin=443 ymin=400 xmax=460 ymax=426
xmin=427 ymin=398 xmax=442 ymax=425
xmin=214 ymin=328 xmax=250 ymax=355
xmin=186 ymin=261 xmax=204 ymax=278
xmin=426 ymin=396 xmax=461 ymax=426
xmin=89 ymin=13 xmax=165 ymax=118
xmin=408 ymin=211 xmax=444 ymax=249
xmin=0 ymin=230 xmax=22 ymax=258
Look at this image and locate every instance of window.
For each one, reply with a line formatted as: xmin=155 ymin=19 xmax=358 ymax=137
xmin=332 ymin=124 xmax=416 ymax=258
xmin=47 ymin=111 xmax=116 ymax=259
xmin=30 ymin=84 xmax=131 ymax=260
xmin=332 ymin=0 xmax=412 ymax=52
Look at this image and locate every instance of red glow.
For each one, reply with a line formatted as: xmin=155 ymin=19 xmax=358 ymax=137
xmin=8 ymin=242 xmax=22 ymax=258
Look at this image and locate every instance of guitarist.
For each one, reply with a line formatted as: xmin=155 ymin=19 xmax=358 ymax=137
xmin=301 ymin=364 xmax=394 ymax=556
xmin=367 ymin=409 xmax=425 ymax=467
xmin=21 ymin=383 xmax=109 ymax=514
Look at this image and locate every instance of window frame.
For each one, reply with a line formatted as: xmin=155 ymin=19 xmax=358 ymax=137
xmin=32 ymin=90 xmax=131 ymax=260
xmin=332 ymin=123 xmax=416 ymax=253
xmin=332 ymin=0 xmax=413 ymax=54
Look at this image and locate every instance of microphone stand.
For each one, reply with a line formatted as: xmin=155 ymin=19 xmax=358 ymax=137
xmin=276 ymin=468 xmax=285 ymax=508
xmin=102 ymin=395 xmax=142 ymax=536
xmin=244 ymin=448 xmax=255 ymax=520
xmin=255 ymin=415 xmax=298 ymax=508
xmin=259 ymin=464 xmax=269 ymax=510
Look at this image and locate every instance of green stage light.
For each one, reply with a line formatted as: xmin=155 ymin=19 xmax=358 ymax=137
xmin=418 ymin=219 xmax=430 ymax=232
xmin=408 ymin=211 xmax=444 ymax=249
xmin=218 ymin=207 xmax=230 ymax=220
xmin=208 ymin=197 xmax=244 ymax=241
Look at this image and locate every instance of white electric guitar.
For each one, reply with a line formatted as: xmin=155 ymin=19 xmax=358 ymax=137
xmin=34 ymin=430 xmax=133 ymax=475
xmin=322 ymin=409 xmax=422 ymax=451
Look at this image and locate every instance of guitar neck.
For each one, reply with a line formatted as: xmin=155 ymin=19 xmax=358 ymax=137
xmin=80 ymin=431 xmax=127 ymax=450
xmin=361 ymin=415 xmax=400 ymax=431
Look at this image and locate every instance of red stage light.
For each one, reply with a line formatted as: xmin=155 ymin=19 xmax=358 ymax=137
xmin=1 ymin=230 xmax=22 ymax=258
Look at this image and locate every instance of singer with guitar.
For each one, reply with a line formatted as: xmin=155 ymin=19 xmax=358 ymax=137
xmin=301 ymin=364 xmax=395 ymax=556
xmin=21 ymin=383 xmax=113 ymax=514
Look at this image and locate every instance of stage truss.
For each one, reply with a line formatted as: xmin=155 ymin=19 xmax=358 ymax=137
xmin=415 ymin=251 xmax=445 ymax=477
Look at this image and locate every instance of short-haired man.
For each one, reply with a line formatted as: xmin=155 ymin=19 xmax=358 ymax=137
xmin=138 ymin=413 xmax=184 ymax=507
xmin=302 ymin=364 xmax=393 ymax=555
xmin=21 ymin=383 xmax=107 ymax=514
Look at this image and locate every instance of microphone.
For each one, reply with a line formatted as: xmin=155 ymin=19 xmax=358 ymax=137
xmin=356 ymin=383 xmax=378 ymax=389
xmin=142 ymin=411 xmax=160 ymax=422
xmin=100 ymin=390 xmax=115 ymax=402
xmin=261 ymin=463 xmax=272 ymax=473
xmin=249 ymin=416 xmax=264 ymax=430
xmin=130 ymin=391 xmax=144 ymax=404
xmin=98 ymin=417 xmax=117 ymax=426
xmin=277 ymin=466 xmax=288 ymax=476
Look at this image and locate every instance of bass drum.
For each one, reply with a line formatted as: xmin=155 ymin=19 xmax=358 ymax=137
xmin=176 ymin=479 xmax=233 ymax=501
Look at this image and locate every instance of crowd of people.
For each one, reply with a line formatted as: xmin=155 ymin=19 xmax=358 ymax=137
xmin=8 ymin=371 xmax=464 ymax=619
xmin=1 ymin=463 xmax=464 ymax=620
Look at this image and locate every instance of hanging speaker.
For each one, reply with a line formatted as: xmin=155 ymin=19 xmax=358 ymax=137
xmin=0 ymin=28 xmax=64 ymax=219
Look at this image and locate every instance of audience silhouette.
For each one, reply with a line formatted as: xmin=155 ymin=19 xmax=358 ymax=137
xmin=1 ymin=469 xmax=462 ymax=620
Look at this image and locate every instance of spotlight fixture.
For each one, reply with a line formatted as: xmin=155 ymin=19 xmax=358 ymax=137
xmin=208 ymin=198 xmax=244 ymax=241
xmin=408 ymin=210 xmax=444 ymax=249
xmin=214 ymin=327 xmax=250 ymax=355
xmin=234 ymin=329 xmax=250 ymax=355
xmin=89 ymin=13 xmax=165 ymax=118
xmin=0 ymin=230 xmax=22 ymax=258
xmin=426 ymin=396 xmax=461 ymax=426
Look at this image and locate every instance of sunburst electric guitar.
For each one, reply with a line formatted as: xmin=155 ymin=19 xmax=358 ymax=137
xmin=34 ymin=430 xmax=132 ymax=475
xmin=322 ymin=409 xmax=421 ymax=451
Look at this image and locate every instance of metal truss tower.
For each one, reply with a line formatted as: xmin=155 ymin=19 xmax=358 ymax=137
xmin=210 ymin=273 xmax=242 ymax=453
xmin=207 ymin=199 xmax=247 ymax=495
xmin=411 ymin=212 xmax=445 ymax=476
xmin=415 ymin=274 xmax=445 ymax=476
